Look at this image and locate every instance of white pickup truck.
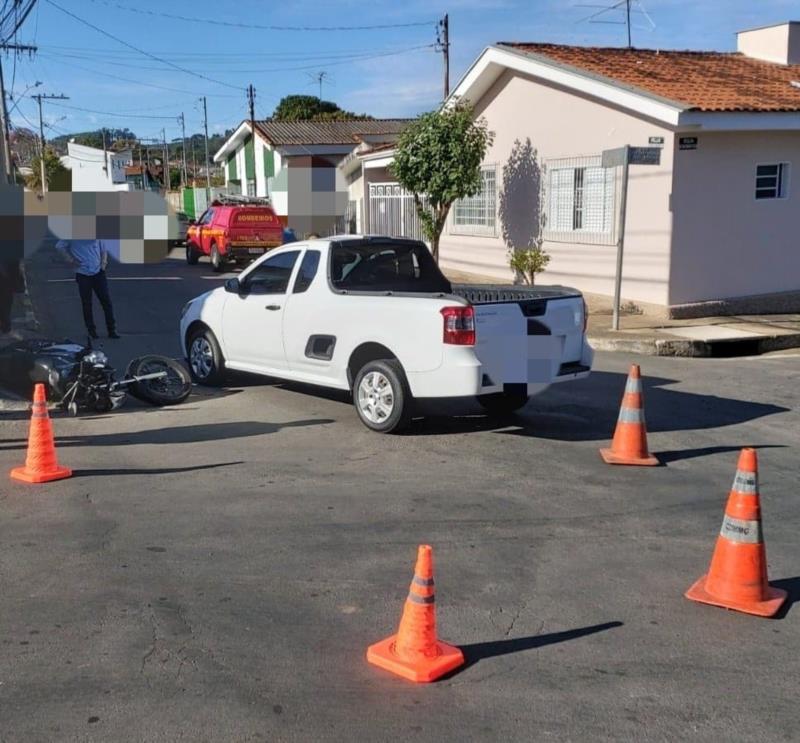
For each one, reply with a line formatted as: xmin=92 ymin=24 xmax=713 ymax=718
xmin=179 ymin=236 xmax=593 ymax=432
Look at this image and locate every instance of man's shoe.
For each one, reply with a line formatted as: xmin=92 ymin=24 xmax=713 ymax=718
xmin=108 ymin=331 xmax=121 ymax=339
xmin=88 ymin=330 xmax=99 ymax=339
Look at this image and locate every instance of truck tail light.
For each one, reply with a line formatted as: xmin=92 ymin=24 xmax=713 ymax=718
xmin=441 ymin=306 xmax=476 ymax=345
xmin=582 ymin=297 xmax=588 ymax=332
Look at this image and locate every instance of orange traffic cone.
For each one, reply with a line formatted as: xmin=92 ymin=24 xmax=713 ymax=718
xmin=367 ymin=545 xmax=464 ymax=683
xmin=10 ymin=384 xmax=72 ymax=484
xmin=685 ymin=448 xmax=786 ymax=617
xmin=600 ymin=364 xmax=658 ymax=466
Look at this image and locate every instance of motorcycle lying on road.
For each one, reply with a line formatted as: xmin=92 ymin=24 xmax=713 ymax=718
xmin=0 ymin=339 xmax=192 ymax=415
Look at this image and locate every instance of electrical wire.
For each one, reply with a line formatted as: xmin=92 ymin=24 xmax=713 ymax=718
xmin=43 ymin=0 xmax=246 ymax=91
xmin=44 ymin=100 xmax=181 ymax=120
xmin=36 ymin=43 xmax=435 ymax=75
xmin=87 ymin=0 xmax=436 ymax=32
xmin=31 ymin=55 xmax=242 ymax=99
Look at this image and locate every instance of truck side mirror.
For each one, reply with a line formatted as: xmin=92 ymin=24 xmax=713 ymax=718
xmin=224 ymin=278 xmax=242 ymax=294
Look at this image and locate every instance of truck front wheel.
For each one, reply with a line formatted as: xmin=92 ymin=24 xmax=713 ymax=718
xmin=353 ymin=359 xmax=412 ymax=434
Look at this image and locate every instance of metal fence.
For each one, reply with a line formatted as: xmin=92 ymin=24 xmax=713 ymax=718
xmin=334 ymin=199 xmax=359 ymax=235
xmin=542 ymin=154 xmax=621 ymax=247
xmin=368 ymin=182 xmax=429 ymax=242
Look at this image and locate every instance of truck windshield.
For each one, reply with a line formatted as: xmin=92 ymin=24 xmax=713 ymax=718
xmin=330 ymin=241 xmax=452 ymax=293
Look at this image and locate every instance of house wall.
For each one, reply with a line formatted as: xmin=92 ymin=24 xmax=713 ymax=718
xmin=669 ymin=130 xmax=800 ymax=305
xmin=345 ymin=169 xmax=365 ymax=232
xmin=68 ymin=144 xmax=133 ymax=192
xmin=437 ymin=68 xmax=675 ymax=305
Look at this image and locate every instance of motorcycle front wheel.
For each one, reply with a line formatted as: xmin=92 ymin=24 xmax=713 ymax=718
xmin=125 ymin=356 xmax=192 ymax=406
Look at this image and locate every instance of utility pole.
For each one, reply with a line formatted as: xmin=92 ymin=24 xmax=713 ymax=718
xmin=201 ymin=96 xmax=211 ymax=200
xmin=247 ymin=84 xmax=256 ymax=196
xmin=437 ymin=14 xmax=450 ymax=100
xmin=191 ymin=137 xmax=197 ymax=186
xmin=626 ymin=0 xmax=632 ymax=48
xmin=32 ymin=92 xmax=68 ymax=194
xmin=101 ymin=127 xmax=108 ymax=175
xmin=178 ymin=112 xmax=188 ymax=187
xmin=161 ymin=127 xmax=169 ymax=190
xmin=0 ymin=43 xmax=38 ymax=184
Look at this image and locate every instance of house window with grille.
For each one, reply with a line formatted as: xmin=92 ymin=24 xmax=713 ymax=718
xmin=452 ymin=166 xmax=497 ymax=236
xmin=755 ymin=163 xmax=789 ymax=200
xmin=547 ymin=164 xmax=614 ymax=237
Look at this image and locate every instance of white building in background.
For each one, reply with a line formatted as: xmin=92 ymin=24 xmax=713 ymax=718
xmin=61 ymin=141 xmax=133 ymax=192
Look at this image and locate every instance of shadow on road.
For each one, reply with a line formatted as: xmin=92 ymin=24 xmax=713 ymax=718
xmin=73 ymin=461 xmax=244 ymax=478
xmin=408 ymin=371 xmax=789 ymax=441
xmin=459 ymin=621 xmax=623 ymax=671
xmin=0 ymin=419 xmax=333 ymax=450
xmin=771 ymin=577 xmax=800 ymax=620
xmin=656 ymin=444 xmax=787 ymax=464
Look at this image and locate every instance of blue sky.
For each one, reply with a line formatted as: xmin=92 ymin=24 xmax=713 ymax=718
xmin=4 ymin=0 xmax=798 ymax=143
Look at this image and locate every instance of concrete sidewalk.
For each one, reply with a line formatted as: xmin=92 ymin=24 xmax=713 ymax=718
xmin=444 ymin=268 xmax=800 ymax=357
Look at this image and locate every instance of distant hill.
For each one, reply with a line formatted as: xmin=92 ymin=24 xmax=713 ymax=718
xmin=47 ymin=128 xmax=234 ymax=160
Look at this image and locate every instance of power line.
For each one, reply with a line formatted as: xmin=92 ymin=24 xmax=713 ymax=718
xmin=0 ymin=0 xmax=36 ymax=43
xmin=44 ymin=100 xmax=179 ymax=120
xmin=31 ymin=54 xmax=242 ymax=99
xmin=36 ymin=43 xmax=432 ymax=61
xmin=36 ymin=43 xmax=435 ymax=75
xmin=43 ymin=0 xmax=245 ymax=91
xmin=86 ymin=0 xmax=436 ymax=32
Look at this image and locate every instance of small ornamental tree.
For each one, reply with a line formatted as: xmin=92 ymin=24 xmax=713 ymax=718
xmin=391 ymin=102 xmax=493 ymax=261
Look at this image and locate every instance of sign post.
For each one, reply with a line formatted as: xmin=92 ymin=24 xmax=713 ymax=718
xmin=601 ymin=145 xmax=662 ymax=331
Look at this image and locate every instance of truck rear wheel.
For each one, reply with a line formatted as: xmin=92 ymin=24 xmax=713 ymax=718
xmin=353 ymin=359 xmax=412 ymax=434
xmin=186 ymin=243 xmax=199 ymax=265
xmin=478 ymin=391 xmax=529 ymax=416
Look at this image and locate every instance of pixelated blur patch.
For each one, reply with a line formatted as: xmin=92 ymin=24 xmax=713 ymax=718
xmin=144 ymin=240 xmax=168 ymax=263
xmin=120 ymin=215 xmax=143 ymax=239
xmin=48 ymin=214 xmax=73 ymax=241
xmin=96 ymin=215 xmax=121 ymax=239
xmin=72 ymin=215 xmax=96 ymax=240
xmin=143 ymin=214 xmax=168 ymax=240
xmin=120 ymin=191 xmax=145 ymax=215
xmin=0 ymin=215 xmax=24 ymax=241
xmin=72 ymin=192 xmax=97 ymax=216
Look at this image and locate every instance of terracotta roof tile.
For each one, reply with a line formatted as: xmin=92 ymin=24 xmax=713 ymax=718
xmin=499 ymin=43 xmax=800 ymax=112
xmin=253 ymin=119 xmax=412 ymax=146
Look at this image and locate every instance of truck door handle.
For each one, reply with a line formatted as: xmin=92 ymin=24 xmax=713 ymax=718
xmin=265 ymin=304 xmax=281 ymax=311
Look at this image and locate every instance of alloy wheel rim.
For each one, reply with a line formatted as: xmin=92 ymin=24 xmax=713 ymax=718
xmin=357 ymin=371 xmax=394 ymax=424
xmin=190 ymin=338 xmax=213 ymax=378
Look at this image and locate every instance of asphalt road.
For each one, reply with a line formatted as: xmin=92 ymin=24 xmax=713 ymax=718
xmin=1 ymin=248 xmax=798 ymax=742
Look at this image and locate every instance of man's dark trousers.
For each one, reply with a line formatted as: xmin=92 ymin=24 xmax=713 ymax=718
xmin=76 ymin=271 xmax=116 ymax=335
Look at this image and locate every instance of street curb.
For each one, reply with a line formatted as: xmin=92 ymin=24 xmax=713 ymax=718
xmin=588 ymin=331 xmax=800 ymax=357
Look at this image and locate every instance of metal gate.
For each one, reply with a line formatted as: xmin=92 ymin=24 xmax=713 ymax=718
xmin=368 ymin=182 xmax=429 ymax=242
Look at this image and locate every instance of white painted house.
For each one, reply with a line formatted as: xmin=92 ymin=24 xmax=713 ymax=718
xmin=61 ymin=141 xmax=133 ymax=192
xmin=213 ymin=119 xmax=409 ymax=236
xmin=347 ymin=21 xmax=800 ymax=317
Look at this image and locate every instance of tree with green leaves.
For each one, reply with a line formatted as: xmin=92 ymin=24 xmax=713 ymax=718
xmin=391 ymin=102 xmax=493 ymax=261
xmin=27 ymin=147 xmax=70 ymax=191
xmin=272 ymin=95 xmax=369 ymax=121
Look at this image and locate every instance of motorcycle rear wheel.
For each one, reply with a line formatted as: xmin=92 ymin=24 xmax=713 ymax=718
xmin=125 ymin=356 xmax=192 ymax=406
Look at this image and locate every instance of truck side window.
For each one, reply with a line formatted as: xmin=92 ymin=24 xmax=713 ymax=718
xmin=293 ymin=250 xmax=321 ymax=294
xmin=199 ymin=209 xmax=214 ymax=225
xmin=244 ymin=250 xmax=300 ymax=295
